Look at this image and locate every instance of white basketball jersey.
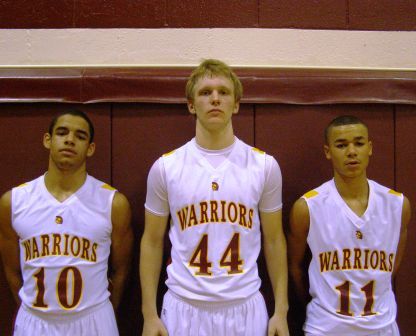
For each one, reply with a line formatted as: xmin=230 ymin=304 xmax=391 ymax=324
xmin=303 ymin=179 xmax=403 ymax=335
xmin=163 ymin=139 xmax=268 ymax=301
xmin=12 ymin=175 xmax=115 ymax=314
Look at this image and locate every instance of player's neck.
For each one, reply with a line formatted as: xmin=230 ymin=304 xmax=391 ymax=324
xmin=44 ymin=164 xmax=88 ymax=202
xmin=195 ymin=122 xmax=235 ymax=150
xmin=333 ymin=173 xmax=369 ymax=201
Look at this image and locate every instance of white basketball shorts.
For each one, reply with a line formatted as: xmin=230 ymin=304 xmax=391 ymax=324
xmin=13 ymin=300 xmax=118 ymax=336
xmin=161 ymin=290 xmax=269 ymax=336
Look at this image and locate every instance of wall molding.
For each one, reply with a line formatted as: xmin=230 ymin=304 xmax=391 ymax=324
xmin=1 ymin=67 xmax=415 ymax=105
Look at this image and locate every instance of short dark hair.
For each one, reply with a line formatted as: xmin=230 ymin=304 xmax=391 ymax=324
xmin=186 ymin=59 xmax=243 ymax=102
xmin=325 ymin=115 xmax=368 ymax=144
xmin=48 ymin=109 xmax=95 ymax=143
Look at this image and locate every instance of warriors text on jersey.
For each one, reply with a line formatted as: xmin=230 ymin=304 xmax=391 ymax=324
xmin=146 ymin=138 xmax=282 ymax=301
xmin=12 ymin=175 xmax=115 ymax=314
xmin=303 ymin=179 xmax=403 ymax=335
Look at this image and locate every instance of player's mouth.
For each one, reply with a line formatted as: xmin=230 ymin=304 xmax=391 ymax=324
xmin=208 ymin=108 xmax=223 ymax=114
xmin=60 ymin=148 xmax=77 ymax=156
xmin=346 ymin=160 xmax=360 ymax=167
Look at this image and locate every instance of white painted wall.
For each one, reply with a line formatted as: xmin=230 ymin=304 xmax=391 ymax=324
xmin=0 ymin=28 xmax=415 ymax=70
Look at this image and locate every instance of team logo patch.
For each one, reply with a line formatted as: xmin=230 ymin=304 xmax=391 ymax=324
xmin=212 ymin=182 xmax=219 ymax=191
xmin=355 ymin=230 xmax=363 ymax=239
xmin=55 ymin=216 xmax=63 ymax=224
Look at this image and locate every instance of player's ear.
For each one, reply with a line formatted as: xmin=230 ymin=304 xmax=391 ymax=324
xmin=233 ymin=101 xmax=240 ymax=115
xmin=87 ymin=142 xmax=96 ymax=157
xmin=368 ymin=140 xmax=373 ymax=156
xmin=43 ymin=133 xmax=51 ymax=149
xmin=324 ymin=144 xmax=331 ymax=160
xmin=187 ymin=100 xmax=196 ymax=115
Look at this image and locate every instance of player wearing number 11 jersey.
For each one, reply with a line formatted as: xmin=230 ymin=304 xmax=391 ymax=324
xmin=289 ymin=115 xmax=411 ymax=336
xmin=0 ymin=110 xmax=132 ymax=335
xmin=140 ymin=59 xmax=289 ymax=336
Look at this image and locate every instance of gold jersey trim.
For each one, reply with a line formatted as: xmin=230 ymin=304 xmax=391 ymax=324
xmin=251 ymin=147 xmax=265 ymax=155
xmin=101 ymin=183 xmax=116 ymax=191
xmin=388 ymin=189 xmax=402 ymax=197
xmin=304 ymin=190 xmax=319 ymax=199
xmin=163 ymin=149 xmax=176 ymax=157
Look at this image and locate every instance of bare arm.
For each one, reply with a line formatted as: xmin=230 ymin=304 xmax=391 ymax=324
xmin=109 ymin=192 xmax=133 ymax=311
xmin=288 ymin=198 xmax=310 ymax=306
xmin=260 ymin=209 xmax=289 ymax=336
xmin=0 ymin=191 xmax=22 ymax=304
xmin=393 ymin=195 xmax=411 ymax=276
xmin=140 ymin=210 xmax=169 ymax=336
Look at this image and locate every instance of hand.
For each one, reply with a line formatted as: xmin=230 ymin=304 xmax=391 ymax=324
xmin=268 ymin=313 xmax=289 ymax=336
xmin=142 ymin=317 xmax=168 ymax=336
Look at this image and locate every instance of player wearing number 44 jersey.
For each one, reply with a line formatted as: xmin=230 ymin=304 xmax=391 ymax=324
xmin=0 ymin=110 xmax=133 ymax=336
xmin=289 ymin=115 xmax=411 ymax=336
xmin=140 ymin=59 xmax=289 ymax=336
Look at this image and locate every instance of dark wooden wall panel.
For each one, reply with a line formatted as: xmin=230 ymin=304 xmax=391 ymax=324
xmin=0 ymin=103 xmax=112 ymax=336
xmin=256 ymin=104 xmax=395 ymax=211
xmin=395 ymin=105 xmax=416 ymax=335
xmin=1 ymin=0 xmax=416 ymax=30
xmin=259 ymin=0 xmax=346 ymax=29
xmin=0 ymin=102 xmax=414 ymax=335
xmin=112 ymin=103 xmax=194 ymax=335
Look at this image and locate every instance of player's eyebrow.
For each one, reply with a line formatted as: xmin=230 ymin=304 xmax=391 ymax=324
xmin=334 ymin=136 xmax=365 ymax=143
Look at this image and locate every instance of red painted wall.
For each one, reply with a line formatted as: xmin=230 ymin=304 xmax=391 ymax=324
xmin=0 ymin=0 xmax=415 ymax=30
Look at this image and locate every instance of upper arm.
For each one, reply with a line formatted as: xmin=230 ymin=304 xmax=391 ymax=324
xmin=394 ymin=195 xmax=411 ymax=274
xmin=145 ymin=158 xmax=170 ymax=216
xmin=142 ymin=210 xmax=169 ymax=246
xmin=401 ymin=195 xmax=411 ymax=236
xmin=110 ymin=192 xmax=133 ymax=264
xmin=260 ymin=209 xmax=283 ymax=244
xmin=0 ymin=191 xmax=20 ymax=271
xmin=259 ymin=156 xmax=282 ymax=212
xmin=288 ymin=198 xmax=310 ymax=267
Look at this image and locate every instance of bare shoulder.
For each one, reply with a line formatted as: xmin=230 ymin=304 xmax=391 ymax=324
xmin=0 ymin=190 xmax=13 ymax=236
xmin=111 ymin=192 xmax=132 ymax=228
xmin=0 ymin=190 xmax=11 ymax=207
xmin=112 ymin=191 xmax=131 ymax=211
xmin=0 ymin=190 xmax=12 ymax=218
xmin=290 ymin=197 xmax=310 ymax=234
xmin=402 ymin=195 xmax=411 ymax=227
xmin=291 ymin=197 xmax=309 ymax=220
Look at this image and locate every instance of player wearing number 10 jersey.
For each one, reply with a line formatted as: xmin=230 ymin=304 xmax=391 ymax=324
xmin=289 ymin=115 xmax=411 ymax=336
xmin=140 ymin=60 xmax=289 ymax=336
xmin=0 ymin=110 xmax=132 ymax=335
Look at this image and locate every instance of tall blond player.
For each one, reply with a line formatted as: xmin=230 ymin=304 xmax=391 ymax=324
xmin=140 ymin=59 xmax=289 ymax=336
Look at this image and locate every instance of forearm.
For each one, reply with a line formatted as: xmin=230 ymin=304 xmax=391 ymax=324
xmin=109 ymin=267 xmax=129 ymax=310
xmin=140 ymin=235 xmax=164 ymax=319
xmin=264 ymin=237 xmax=289 ymax=315
xmin=290 ymin=264 xmax=309 ymax=306
xmin=3 ymin=267 xmax=22 ymax=305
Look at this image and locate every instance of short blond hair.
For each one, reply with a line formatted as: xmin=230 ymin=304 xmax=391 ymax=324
xmin=186 ymin=59 xmax=243 ymax=102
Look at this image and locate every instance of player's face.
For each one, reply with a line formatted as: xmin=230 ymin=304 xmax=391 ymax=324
xmin=324 ymin=123 xmax=372 ymax=179
xmin=43 ymin=114 xmax=95 ymax=171
xmin=187 ymin=75 xmax=239 ymax=132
